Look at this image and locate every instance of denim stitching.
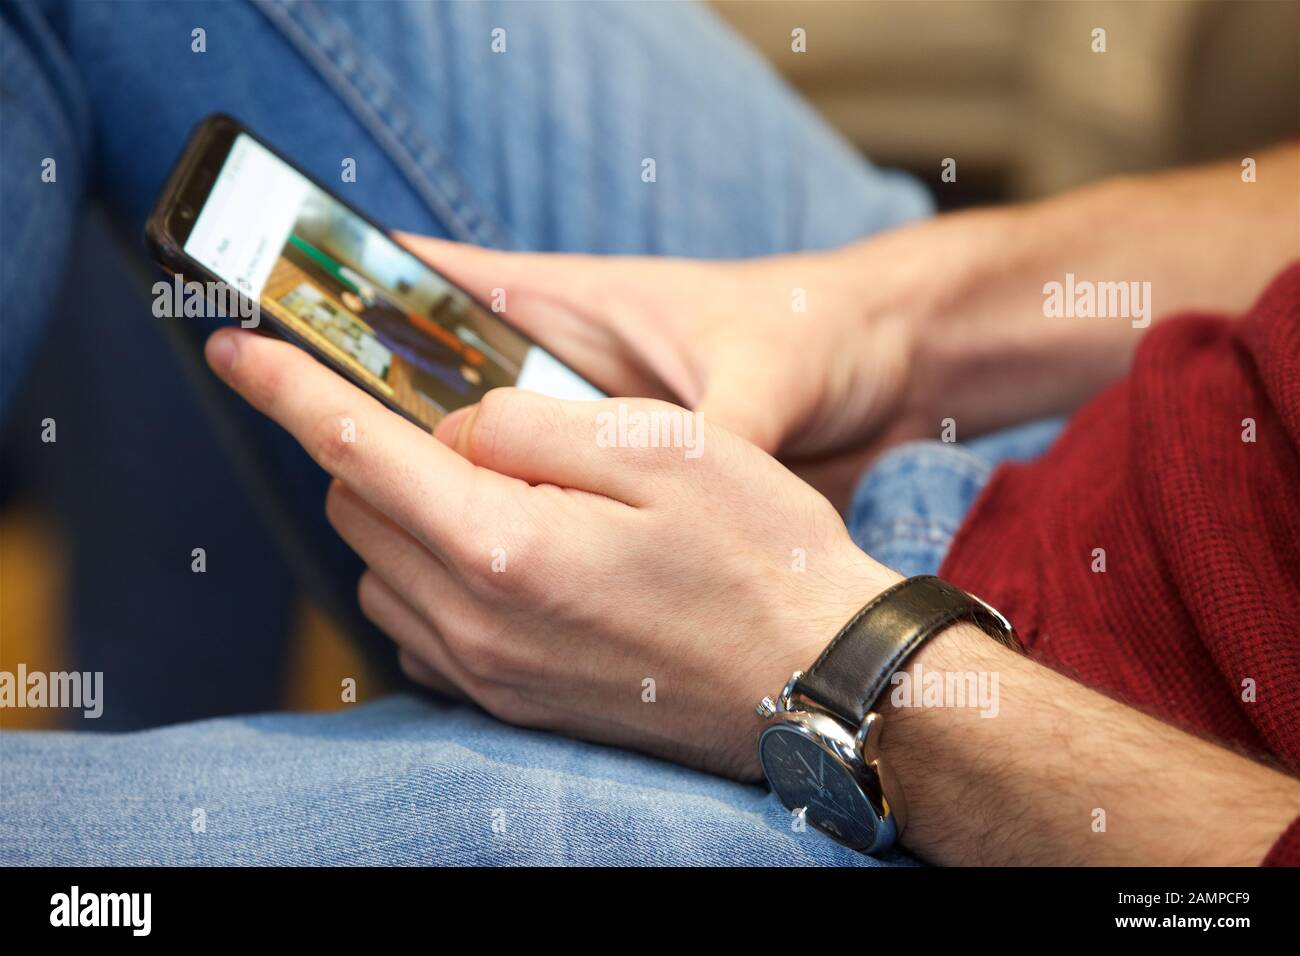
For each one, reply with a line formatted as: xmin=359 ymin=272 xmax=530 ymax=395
xmin=252 ymin=0 xmax=513 ymax=249
xmin=858 ymin=517 xmax=960 ymax=549
xmin=870 ymin=445 xmax=994 ymax=484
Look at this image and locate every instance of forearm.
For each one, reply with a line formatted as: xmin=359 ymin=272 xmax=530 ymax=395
xmin=847 ymin=142 xmax=1299 ymax=438
xmin=880 ymin=624 xmax=1300 ymax=866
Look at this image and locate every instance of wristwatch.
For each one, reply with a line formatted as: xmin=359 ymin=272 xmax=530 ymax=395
xmin=755 ymin=574 xmax=1019 ymax=854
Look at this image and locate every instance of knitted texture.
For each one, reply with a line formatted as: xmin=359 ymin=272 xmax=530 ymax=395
xmin=941 ymin=263 xmax=1300 ymax=866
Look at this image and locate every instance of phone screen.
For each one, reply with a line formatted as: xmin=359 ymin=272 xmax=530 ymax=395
xmin=181 ymin=132 xmax=602 ymax=429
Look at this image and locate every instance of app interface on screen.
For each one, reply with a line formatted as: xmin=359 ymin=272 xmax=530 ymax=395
xmin=183 ymin=133 xmax=602 ymax=428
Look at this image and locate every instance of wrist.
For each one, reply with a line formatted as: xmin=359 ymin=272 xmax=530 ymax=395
xmin=831 ymin=207 xmax=1039 ymax=443
xmin=751 ymin=574 xmax=1019 ymax=853
xmin=901 ymin=189 xmax=1147 ymax=438
xmin=769 ymin=545 xmax=906 ymax=704
xmin=903 ymin=205 xmax=1048 ymax=430
xmin=876 ymin=620 xmax=1014 ymax=716
xmin=729 ymin=549 xmax=903 ymax=781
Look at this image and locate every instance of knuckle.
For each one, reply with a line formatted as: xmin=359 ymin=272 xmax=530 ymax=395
xmin=356 ymin=570 xmax=383 ymax=620
xmin=479 ymin=687 xmax=537 ymax=727
xmin=397 ymin=651 xmax=419 ymax=680
xmin=398 ymin=651 xmax=437 ymax=688
xmin=597 ymin=398 xmax=702 ymax=474
xmin=465 ymin=388 xmax=522 ymax=464
xmin=462 ymin=525 xmax=547 ymax=605
xmin=323 ymin=480 xmax=349 ymax=528
xmin=308 ymin=411 xmax=358 ymax=472
xmin=448 ymin=628 xmax=512 ymax=682
xmin=397 ymin=651 xmax=423 ymax=682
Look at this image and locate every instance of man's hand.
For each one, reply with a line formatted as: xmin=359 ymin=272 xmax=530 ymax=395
xmin=401 ymin=143 xmax=1300 ymax=509
xmin=205 ymin=327 xmax=900 ymax=779
xmin=399 ymin=234 xmax=928 ymax=508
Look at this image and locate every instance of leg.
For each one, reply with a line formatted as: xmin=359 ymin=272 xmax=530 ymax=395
xmin=8 ymin=213 xmax=298 ymax=727
xmin=0 ymin=420 xmax=1059 ymax=866
xmin=56 ymin=0 xmax=932 ymax=256
xmin=10 ymin=0 xmax=933 ymax=727
xmin=0 ymin=0 xmax=87 ymax=417
xmin=0 ymin=695 xmax=913 ymax=866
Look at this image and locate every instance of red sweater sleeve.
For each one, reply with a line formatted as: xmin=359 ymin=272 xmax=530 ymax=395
xmin=940 ymin=263 xmax=1300 ymax=865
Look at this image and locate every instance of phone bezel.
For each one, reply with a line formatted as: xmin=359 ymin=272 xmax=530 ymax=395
xmin=144 ymin=113 xmax=602 ymax=432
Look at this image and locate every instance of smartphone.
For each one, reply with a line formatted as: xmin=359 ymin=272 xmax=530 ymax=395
xmin=146 ymin=114 xmax=603 ymax=431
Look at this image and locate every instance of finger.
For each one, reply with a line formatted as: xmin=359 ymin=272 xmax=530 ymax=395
xmin=394 ymin=234 xmax=604 ymax=314
xmin=695 ymin=343 xmax=795 ymax=453
xmin=395 ymin=234 xmax=696 ymax=402
xmin=326 ymin=480 xmax=483 ymax=628
xmin=398 ymin=650 xmax=465 ymax=701
xmin=205 ymin=328 xmax=512 ymax=556
xmin=394 ymin=235 xmax=605 ymax=366
xmin=434 ymin=389 xmax=707 ymax=506
xmin=357 ymin=571 xmax=475 ymax=700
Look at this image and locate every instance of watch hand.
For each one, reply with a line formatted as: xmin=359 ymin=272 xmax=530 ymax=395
xmin=808 ymin=800 xmax=855 ymax=831
xmin=795 ymin=752 xmax=826 ymax=793
xmin=806 ymin=793 xmax=851 ymax=821
xmin=795 ymin=752 xmax=815 ymax=777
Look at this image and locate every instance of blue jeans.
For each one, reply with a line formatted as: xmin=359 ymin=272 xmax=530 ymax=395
xmin=1 ymin=0 xmax=932 ymax=729
xmin=0 ymin=0 xmax=1056 ymax=865
xmin=0 ymin=421 xmax=1062 ymax=865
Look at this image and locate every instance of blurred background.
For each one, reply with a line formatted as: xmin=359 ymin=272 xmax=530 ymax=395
xmin=3 ymin=0 xmax=1297 ymax=729
xmin=714 ymin=0 xmax=1298 ymax=207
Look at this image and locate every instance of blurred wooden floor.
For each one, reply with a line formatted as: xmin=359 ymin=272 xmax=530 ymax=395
xmin=0 ymin=505 xmax=374 ymax=731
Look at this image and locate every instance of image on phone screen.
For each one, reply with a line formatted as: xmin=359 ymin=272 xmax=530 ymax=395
xmin=180 ymin=131 xmax=603 ymax=429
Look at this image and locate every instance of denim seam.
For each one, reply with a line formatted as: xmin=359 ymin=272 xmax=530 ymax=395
xmin=251 ymin=0 xmax=514 ymax=249
xmin=869 ymin=447 xmax=994 ymax=484
xmin=4 ymin=0 xmax=93 ymax=156
xmin=858 ymin=517 xmax=960 ymax=548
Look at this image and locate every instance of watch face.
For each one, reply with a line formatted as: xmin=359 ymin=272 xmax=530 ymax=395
xmin=759 ymin=724 xmax=879 ymax=850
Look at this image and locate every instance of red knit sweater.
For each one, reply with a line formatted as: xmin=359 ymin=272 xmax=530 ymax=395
xmin=939 ymin=262 xmax=1300 ymax=866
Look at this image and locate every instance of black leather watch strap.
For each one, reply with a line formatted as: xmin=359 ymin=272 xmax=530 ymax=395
xmin=795 ymin=575 xmax=1021 ymax=727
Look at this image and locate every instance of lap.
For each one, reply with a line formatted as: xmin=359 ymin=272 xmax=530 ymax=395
xmin=0 ymin=696 xmax=905 ymax=866
xmin=1 ymin=420 xmax=1063 ymax=865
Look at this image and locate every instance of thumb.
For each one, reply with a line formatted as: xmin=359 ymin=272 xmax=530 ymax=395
xmin=434 ymin=389 xmax=664 ymax=505
xmin=394 ymin=233 xmax=598 ymax=323
xmin=695 ymin=347 xmax=794 ymax=453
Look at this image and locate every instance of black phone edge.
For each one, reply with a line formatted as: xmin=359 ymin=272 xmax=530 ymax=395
xmin=144 ymin=113 xmax=603 ymax=434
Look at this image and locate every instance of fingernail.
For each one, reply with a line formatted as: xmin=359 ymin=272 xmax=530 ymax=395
xmin=436 ymin=405 xmax=475 ymax=449
xmin=205 ymin=330 xmax=239 ymax=378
